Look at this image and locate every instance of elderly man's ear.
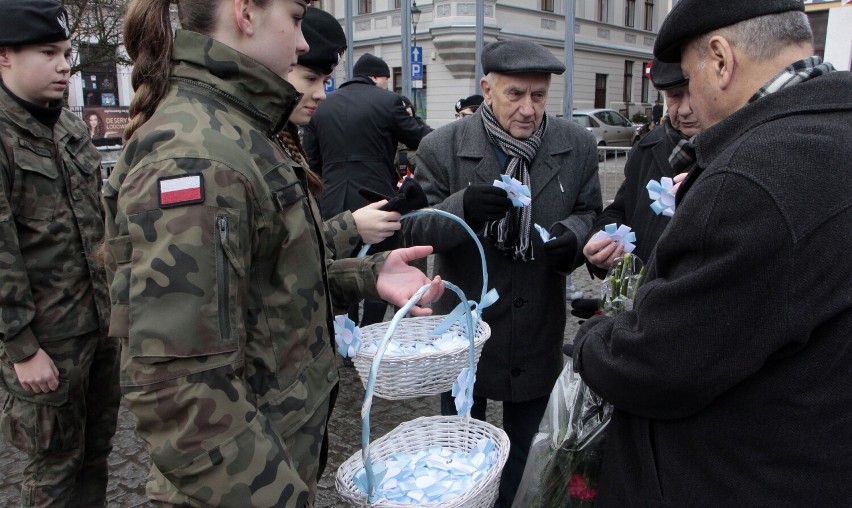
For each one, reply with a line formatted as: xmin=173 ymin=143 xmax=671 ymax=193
xmin=706 ymin=35 xmax=737 ymax=90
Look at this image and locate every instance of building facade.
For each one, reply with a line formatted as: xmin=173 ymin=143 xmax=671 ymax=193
xmin=322 ymin=0 xmax=667 ymax=127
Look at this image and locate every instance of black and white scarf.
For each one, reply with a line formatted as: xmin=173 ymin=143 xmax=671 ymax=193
xmin=751 ymin=56 xmax=834 ymax=102
xmin=664 ymin=117 xmax=696 ymax=174
xmin=480 ymin=101 xmax=547 ymax=261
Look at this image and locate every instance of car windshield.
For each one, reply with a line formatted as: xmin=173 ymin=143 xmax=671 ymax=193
xmin=572 ymin=115 xmax=590 ymax=128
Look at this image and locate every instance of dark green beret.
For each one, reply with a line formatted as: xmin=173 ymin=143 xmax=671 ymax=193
xmin=481 ymin=40 xmax=565 ymax=75
xmin=0 ymin=0 xmax=70 ymax=47
xmin=298 ymin=7 xmax=346 ymax=75
xmin=655 ymin=0 xmax=805 ymax=62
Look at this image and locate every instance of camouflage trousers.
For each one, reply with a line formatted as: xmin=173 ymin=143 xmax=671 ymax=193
xmin=0 ymin=331 xmax=120 ymax=507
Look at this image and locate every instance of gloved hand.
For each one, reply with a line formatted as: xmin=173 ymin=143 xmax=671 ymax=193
xmin=462 ymin=185 xmax=512 ymax=227
xmin=543 ymin=226 xmax=578 ymax=273
xmin=358 ymin=177 xmax=429 ymax=215
xmin=570 ymin=298 xmax=602 ymax=320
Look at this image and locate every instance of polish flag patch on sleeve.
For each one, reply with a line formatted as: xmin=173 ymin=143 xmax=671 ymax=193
xmin=158 ymin=174 xmax=205 ymax=208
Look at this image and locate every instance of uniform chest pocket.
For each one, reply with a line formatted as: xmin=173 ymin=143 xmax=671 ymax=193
xmin=12 ymin=146 xmax=59 ymax=221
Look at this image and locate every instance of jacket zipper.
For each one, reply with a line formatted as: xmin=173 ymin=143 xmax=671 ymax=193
xmin=216 ymin=215 xmax=231 ymax=341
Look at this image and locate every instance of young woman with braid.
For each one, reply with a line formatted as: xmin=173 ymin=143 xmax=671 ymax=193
xmin=100 ymin=0 xmax=442 ymax=506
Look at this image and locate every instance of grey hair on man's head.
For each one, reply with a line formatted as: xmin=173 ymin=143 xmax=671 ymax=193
xmin=695 ymin=10 xmax=813 ymax=63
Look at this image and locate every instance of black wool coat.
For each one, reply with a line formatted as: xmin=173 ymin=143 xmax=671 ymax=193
xmin=586 ymin=124 xmax=679 ymax=277
xmin=302 ymin=77 xmax=433 ymax=221
xmin=574 ymin=70 xmax=852 ymax=505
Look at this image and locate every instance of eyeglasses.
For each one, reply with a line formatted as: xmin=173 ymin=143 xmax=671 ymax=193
xmin=455 ymin=109 xmax=477 ymax=119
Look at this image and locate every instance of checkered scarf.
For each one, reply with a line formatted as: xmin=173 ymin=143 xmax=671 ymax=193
xmin=750 ymin=56 xmax=835 ymax=102
xmin=664 ymin=117 xmax=697 ymax=174
xmin=480 ymin=101 xmax=547 ymax=261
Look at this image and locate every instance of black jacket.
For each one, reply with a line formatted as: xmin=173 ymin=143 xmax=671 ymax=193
xmin=574 ymin=70 xmax=852 ymax=505
xmin=586 ymin=125 xmax=679 ymax=277
xmin=303 ymin=76 xmax=432 ymax=221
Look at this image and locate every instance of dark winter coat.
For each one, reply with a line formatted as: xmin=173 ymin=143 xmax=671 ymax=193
xmin=586 ymin=124 xmax=679 ymax=277
xmin=405 ymin=111 xmax=601 ymax=402
xmin=302 ymin=77 xmax=432 ymax=221
xmin=573 ymin=70 xmax=852 ymax=506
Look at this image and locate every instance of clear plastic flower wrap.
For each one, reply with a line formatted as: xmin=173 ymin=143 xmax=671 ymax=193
xmin=513 ymin=254 xmax=644 ymax=507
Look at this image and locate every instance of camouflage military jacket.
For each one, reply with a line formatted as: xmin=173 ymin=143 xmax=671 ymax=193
xmin=102 ymin=30 xmax=382 ymax=507
xmin=0 ymin=85 xmax=108 ymax=363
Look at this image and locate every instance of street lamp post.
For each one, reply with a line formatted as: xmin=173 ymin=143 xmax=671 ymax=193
xmin=410 ymin=0 xmax=422 ymax=111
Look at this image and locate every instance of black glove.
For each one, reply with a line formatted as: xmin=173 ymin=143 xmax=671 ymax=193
xmin=462 ymin=185 xmax=512 ymax=227
xmin=543 ymin=227 xmax=578 ymax=273
xmin=358 ymin=177 xmax=429 ymax=215
xmin=570 ymin=298 xmax=602 ymax=320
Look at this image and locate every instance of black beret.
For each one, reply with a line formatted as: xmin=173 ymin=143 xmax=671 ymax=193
xmin=649 ymin=59 xmax=687 ymax=90
xmin=353 ymin=53 xmax=390 ymax=78
xmin=455 ymin=94 xmax=484 ymax=113
xmin=298 ymin=7 xmax=346 ymax=75
xmin=481 ymin=40 xmax=565 ymax=75
xmin=655 ymin=0 xmax=805 ymax=62
xmin=0 ymin=0 xmax=70 ymax=47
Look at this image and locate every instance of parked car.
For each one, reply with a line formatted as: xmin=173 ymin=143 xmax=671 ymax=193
xmin=572 ymin=109 xmax=641 ymax=148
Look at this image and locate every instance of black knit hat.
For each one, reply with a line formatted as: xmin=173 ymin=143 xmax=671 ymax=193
xmin=655 ymin=0 xmax=806 ymax=62
xmin=353 ymin=53 xmax=391 ymax=78
xmin=298 ymin=7 xmax=346 ymax=75
xmin=649 ymin=59 xmax=687 ymax=90
xmin=455 ymin=94 xmax=484 ymax=113
xmin=481 ymin=40 xmax=565 ymax=75
xmin=0 ymin=0 xmax=70 ymax=47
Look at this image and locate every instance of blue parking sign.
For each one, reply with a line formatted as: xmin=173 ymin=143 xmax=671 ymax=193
xmin=324 ymin=77 xmax=335 ymax=93
xmin=412 ymin=63 xmax=423 ymax=80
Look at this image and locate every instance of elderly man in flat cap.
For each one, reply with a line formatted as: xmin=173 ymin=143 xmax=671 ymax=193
xmin=404 ymin=39 xmax=601 ymax=507
xmin=573 ymin=0 xmax=852 ymax=505
xmin=581 ymin=58 xmax=701 ymax=278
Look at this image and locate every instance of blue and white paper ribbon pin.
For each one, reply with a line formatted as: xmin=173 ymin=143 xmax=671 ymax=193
xmin=592 ymin=223 xmax=637 ymax=253
xmin=452 ymin=367 xmax=475 ymax=416
xmin=646 ymin=177 xmax=676 ymax=217
xmin=333 ymin=314 xmax=362 ymax=358
xmin=534 ymin=223 xmax=553 ymax=243
xmin=493 ymin=175 xmax=531 ymax=207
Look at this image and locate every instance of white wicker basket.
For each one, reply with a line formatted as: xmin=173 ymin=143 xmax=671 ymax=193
xmin=336 ymin=282 xmax=510 ymax=507
xmin=353 ymin=316 xmax=491 ymax=400
xmin=353 ymin=208 xmax=495 ymax=400
xmin=336 ymin=415 xmax=510 ymax=507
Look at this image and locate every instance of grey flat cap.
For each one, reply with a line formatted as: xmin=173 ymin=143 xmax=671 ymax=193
xmin=655 ymin=0 xmax=805 ymax=62
xmin=481 ymin=40 xmax=565 ymax=75
xmin=650 ymin=59 xmax=687 ymax=90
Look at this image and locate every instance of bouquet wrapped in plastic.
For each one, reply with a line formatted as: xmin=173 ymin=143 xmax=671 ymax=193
xmin=513 ymin=254 xmax=644 ymax=507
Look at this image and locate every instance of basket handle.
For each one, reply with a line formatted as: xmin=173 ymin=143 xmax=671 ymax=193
xmin=358 ymin=208 xmax=497 ymax=335
xmin=359 ymin=280 xmax=476 ymax=503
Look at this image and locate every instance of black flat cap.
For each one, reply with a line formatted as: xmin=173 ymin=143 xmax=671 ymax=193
xmin=0 ymin=0 xmax=70 ymax=47
xmin=455 ymin=94 xmax=484 ymax=113
xmin=649 ymin=59 xmax=687 ymax=90
xmin=353 ymin=53 xmax=390 ymax=78
xmin=655 ymin=0 xmax=805 ymax=62
xmin=298 ymin=7 xmax=346 ymax=75
xmin=481 ymin=40 xmax=565 ymax=75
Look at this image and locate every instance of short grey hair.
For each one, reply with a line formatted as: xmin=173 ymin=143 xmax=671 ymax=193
xmin=696 ymin=11 xmax=813 ymax=62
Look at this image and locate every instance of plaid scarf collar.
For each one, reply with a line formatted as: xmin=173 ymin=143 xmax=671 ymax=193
xmin=750 ymin=56 xmax=835 ymax=103
xmin=664 ymin=117 xmax=697 ymax=174
xmin=480 ymin=101 xmax=547 ymax=261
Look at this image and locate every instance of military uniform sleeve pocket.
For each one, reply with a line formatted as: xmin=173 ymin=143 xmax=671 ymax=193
xmin=126 ymin=205 xmax=243 ymax=361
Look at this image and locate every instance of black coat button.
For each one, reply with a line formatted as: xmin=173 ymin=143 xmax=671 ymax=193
xmin=511 ymin=368 xmax=521 ymax=377
xmin=513 ymin=297 xmax=525 ymax=308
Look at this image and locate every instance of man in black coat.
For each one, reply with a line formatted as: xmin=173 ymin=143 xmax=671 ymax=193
xmin=573 ymin=1 xmax=852 ymax=505
xmin=582 ymin=58 xmax=701 ymax=278
xmin=303 ymin=53 xmax=432 ymax=326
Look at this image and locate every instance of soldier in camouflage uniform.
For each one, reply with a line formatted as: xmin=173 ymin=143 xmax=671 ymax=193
xmin=104 ymin=1 xmax=442 ymax=506
xmin=0 ymin=1 xmax=120 ymax=506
